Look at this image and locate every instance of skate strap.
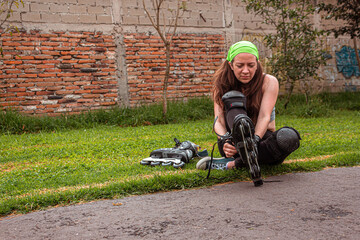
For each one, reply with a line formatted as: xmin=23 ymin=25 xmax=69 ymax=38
xmin=229 ymin=102 xmax=244 ymax=109
xmin=173 ymin=138 xmax=181 ymax=147
xmin=212 ymin=116 xmax=231 ymax=140
xmin=207 ymin=116 xmax=232 ymax=179
xmin=206 ymin=141 xmax=218 ymax=179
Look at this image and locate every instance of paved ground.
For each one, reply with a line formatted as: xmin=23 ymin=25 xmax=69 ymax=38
xmin=1 ymin=167 xmax=359 ymax=240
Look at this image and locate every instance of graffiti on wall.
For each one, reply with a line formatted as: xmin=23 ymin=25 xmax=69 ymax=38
xmin=335 ymin=46 xmax=360 ymax=78
xmin=344 ymin=82 xmax=357 ymax=92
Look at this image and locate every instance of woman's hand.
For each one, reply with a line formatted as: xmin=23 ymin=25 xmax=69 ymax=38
xmin=223 ymin=142 xmax=237 ymax=157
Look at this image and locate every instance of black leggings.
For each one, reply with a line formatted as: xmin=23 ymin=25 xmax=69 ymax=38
xmin=218 ymin=130 xmax=285 ymax=165
xmin=219 ymin=109 xmax=300 ymax=165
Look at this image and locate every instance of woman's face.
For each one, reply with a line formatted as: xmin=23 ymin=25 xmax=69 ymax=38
xmin=229 ymin=53 xmax=258 ymax=84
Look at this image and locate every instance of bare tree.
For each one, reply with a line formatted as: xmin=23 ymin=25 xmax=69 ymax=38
xmin=0 ymin=0 xmax=24 ymax=54
xmin=142 ymin=0 xmax=185 ymax=118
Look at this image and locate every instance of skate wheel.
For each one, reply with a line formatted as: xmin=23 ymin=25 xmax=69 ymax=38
xmin=249 ymin=153 xmax=261 ymax=179
xmin=238 ymin=124 xmax=245 ymax=134
xmin=250 ymin=151 xmax=257 ymax=160
xmin=173 ymin=161 xmax=185 ymax=168
xmin=253 ymin=179 xmax=263 ymax=187
xmin=251 ymin=164 xmax=261 ymax=179
xmin=162 ymin=161 xmax=172 ymax=166
xmin=140 ymin=160 xmax=150 ymax=165
xmin=241 ymin=119 xmax=250 ymax=134
xmin=150 ymin=161 xmax=161 ymax=166
xmin=245 ymin=137 xmax=253 ymax=151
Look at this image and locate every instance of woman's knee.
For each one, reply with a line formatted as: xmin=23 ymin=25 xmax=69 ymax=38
xmin=259 ymin=126 xmax=301 ymax=164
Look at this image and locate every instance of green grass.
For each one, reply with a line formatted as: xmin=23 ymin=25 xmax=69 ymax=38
xmin=0 ymin=97 xmax=214 ymax=134
xmin=1 ymin=111 xmax=359 ymax=216
xmin=1 ymin=92 xmax=359 ymax=134
xmin=275 ymin=91 xmax=360 ymax=117
xmin=0 ymin=92 xmax=359 ymax=216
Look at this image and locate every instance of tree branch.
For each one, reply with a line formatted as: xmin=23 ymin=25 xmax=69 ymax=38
xmin=0 ymin=0 xmax=16 ymax=29
xmin=143 ymin=0 xmax=167 ymax=44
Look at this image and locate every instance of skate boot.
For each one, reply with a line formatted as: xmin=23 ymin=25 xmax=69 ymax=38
xmin=140 ymin=138 xmax=203 ymax=168
xmin=221 ymin=90 xmax=263 ymax=187
xmin=232 ymin=114 xmax=263 ymax=187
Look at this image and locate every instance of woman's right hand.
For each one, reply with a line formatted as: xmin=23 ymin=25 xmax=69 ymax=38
xmin=223 ymin=142 xmax=237 ymax=157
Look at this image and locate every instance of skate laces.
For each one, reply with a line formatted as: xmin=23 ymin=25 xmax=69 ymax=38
xmin=212 ymin=116 xmax=232 ymax=140
xmin=206 ymin=117 xmax=233 ymax=179
xmin=210 ymin=161 xmax=227 ymax=170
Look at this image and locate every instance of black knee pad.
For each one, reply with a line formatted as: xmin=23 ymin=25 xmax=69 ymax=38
xmin=276 ymin=127 xmax=301 ymax=153
xmin=221 ymin=90 xmax=246 ymax=112
xmin=265 ymin=127 xmax=301 ymax=164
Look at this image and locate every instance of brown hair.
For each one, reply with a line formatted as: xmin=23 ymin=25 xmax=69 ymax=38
xmin=212 ymin=60 xmax=265 ymax=123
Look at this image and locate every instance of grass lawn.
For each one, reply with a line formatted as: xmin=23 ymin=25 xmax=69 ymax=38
xmin=0 ymin=108 xmax=359 ymax=216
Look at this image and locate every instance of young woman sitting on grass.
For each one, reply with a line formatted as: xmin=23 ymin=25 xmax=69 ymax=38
xmin=197 ymin=41 xmax=301 ymax=182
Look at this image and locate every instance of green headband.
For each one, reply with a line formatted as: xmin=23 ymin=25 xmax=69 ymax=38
xmin=226 ymin=41 xmax=259 ymax=62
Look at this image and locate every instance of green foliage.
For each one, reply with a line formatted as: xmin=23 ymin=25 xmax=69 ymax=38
xmin=276 ymin=92 xmax=360 ymax=118
xmin=0 ymin=0 xmax=22 ymax=28
xmin=318 ymin=0 xmax=360 ymax=39
xmin=242 ymin=0 xmax=327 ymax=107
xmin=0 ymin=97 xmax=214 ymax=134
xmin=1 ymin=92 xmax=359 ymax=134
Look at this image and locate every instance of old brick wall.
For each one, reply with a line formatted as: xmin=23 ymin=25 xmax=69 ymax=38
xmin=0 ymin=0 xmax=118 ymax=115
xmin=124 ymin=33 xmax=224 ymax=106
xmin=0 ymin=30 xmax=117 ymax=115
xmin=0 ymin=0 xmax=359 ymax=115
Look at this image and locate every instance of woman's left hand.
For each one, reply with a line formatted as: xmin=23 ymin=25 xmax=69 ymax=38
xmin=223 ymin=142 xmax=238 ymax=158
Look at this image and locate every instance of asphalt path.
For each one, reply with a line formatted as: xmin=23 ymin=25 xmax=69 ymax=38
xmin=1 ymin=167 xmax=359 ymax=240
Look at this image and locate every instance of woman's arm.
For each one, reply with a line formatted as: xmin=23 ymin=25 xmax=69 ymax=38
xmin=214 ymin=102 xmax=228 ymax=136
xmin=214 ymin=102 xmax=238 ymax=157
xmin=255 ymin=75 xmax=279 ymax=138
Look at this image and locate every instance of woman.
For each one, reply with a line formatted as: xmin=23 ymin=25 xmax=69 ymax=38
xmin=197 ymin=41 xmax=301 ymax=181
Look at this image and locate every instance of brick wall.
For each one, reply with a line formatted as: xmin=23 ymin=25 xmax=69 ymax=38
xmin=0 ymin=0 xmax=359 ymax=115
xmin=0 ymin=30 xmax=117 ymax=115
xmin=124 ymin=33 xmax=225 ymax=106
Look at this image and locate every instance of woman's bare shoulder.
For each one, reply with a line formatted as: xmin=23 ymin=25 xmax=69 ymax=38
xmin=263 ymin=74 xmax=279 ymax=91
xmin=264 ymin=74 xmax=278 ymax=83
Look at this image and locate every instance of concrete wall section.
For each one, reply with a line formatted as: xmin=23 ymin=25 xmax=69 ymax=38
xmin=5 ymin=0 xmax=114 ymax=32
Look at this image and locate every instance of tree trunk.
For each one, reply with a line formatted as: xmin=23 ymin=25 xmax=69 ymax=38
xmin=284 ymin=79 xmax=294 ymax=109
xmin=304 ymin=91 xmax=309 ymax=105
xmin=353 ymin=38 xmax=360 ymax=73
xmin=162 ymin=43 xmax=171 ymax=118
